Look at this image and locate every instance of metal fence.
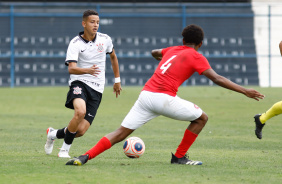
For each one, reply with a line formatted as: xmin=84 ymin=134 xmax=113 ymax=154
xmin=0 ymin=2 xmax=280 ymax=87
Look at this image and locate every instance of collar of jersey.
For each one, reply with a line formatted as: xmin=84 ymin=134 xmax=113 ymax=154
xmin=79 ymin=31 xmax=97 ymax=43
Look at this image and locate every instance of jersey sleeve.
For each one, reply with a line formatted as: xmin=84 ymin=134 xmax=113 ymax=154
xmin=106 ymin=36 xmax=114 ymax=54
xmin=161 ymin=46 xmax=173 ymax=56
xmin=65 ymin=39 xmax=79 ymax=66
xmin=195 ymin=55 xmax=211 ymax=75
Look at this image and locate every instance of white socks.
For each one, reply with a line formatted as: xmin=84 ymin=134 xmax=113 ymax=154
xmin=61 ymin=142 xmax=71 ymax=151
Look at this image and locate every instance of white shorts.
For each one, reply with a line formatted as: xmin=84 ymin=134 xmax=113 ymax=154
xmin=121 ymin=90 xmax=203 ymax=130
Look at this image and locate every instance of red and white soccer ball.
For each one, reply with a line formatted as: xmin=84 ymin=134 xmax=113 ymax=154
xmin=123 ymin=137 xmax=145 ymax=158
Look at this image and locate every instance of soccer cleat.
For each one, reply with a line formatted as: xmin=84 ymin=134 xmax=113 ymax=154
xmin=171 ymin=153 xmax=202 ymax=165
xmin=66 ymin=154 xmax=89 ymax=166
xmin=44 ymin=127 xmax=55 ymax=155
xmin=254 ymin=114 xmax=265 ymax=139
xmin=58 ymin=148 xmax=71 ymax=158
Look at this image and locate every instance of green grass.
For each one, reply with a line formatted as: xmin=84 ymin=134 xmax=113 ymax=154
xmin=0 ymin=86 xmax=281 ymax=184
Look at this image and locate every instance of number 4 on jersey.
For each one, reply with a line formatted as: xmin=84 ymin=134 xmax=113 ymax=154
xmin=160 ymin=55 xmax=177 ymax=74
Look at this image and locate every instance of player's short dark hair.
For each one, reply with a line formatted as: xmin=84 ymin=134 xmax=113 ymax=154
xmin=83 ymin=10 xmax=99 ymax=20
xmin=182 ymin=24 xmax=204 ymax=45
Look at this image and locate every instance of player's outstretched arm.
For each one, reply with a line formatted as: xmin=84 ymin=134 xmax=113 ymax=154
xmin=151 ymin=49 xmax=163 ymax=61
xmin=202 ymin=69 xmax=265 ymax=101
xmin=109 ymin=49 xmax=122 ymax=98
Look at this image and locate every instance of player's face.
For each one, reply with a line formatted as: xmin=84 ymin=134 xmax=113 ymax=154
xmin=83 ymin=15 xmax=99 ymax=36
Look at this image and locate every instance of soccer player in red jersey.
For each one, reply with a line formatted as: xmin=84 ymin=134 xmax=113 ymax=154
xmin=66 ymin=24 xmax=264 ymax=166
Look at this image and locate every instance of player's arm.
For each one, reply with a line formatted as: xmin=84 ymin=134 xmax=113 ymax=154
xmin=202 ymin=68 xmax=264 ymax=101
xmin=68 ymin=62 xmax=100 ymax=77
xmin=109 ymin=49 xmax=122 ymax=98
xmin=151 ymin=49 xmax=163 ymax=61
xmin=279 ymin=41 xmax=282 ymax=56
xmin=65 ymin=40 xmax=101 ymax=76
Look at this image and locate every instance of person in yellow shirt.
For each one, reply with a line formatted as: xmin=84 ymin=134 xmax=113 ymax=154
xmin=254 ymin=41 xmax=282 ymax=139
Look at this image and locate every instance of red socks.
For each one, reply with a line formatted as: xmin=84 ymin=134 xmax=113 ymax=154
xmin=84 ymin=131 xmax=197 ymax=160
xmin=175 ymin=129 xmax=198 ymax=158
xmin=84 ymin=137 xmax=112 ymax=160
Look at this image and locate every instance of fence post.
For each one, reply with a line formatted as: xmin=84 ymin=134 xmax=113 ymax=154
xmin=10 ymin=5 xmax=15 ymax=88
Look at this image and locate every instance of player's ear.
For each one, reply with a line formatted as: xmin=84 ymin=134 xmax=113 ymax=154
xmin=198 ymin=41 xmax=203 ymax=48
xmin=82 ymin=20 xmax=86 ymax=28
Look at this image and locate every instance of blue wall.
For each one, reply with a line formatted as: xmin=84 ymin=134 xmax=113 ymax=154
xmin=0 ymin=3 xmax=258 ymax=87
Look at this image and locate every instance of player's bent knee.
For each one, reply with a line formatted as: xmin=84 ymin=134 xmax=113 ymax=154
xmin=193 ymin=112 xmax=208 ymax=127
xmin=74 ymin=109 xmax=86 ymax=119
xmin=202 ymin=116 xmax=208 ymax=127
xmin=202 ymin=112 xmax=208 ymax=123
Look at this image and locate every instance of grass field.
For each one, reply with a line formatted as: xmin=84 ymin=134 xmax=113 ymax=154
xmin=0 ymin=86 xmax=281 ymax=184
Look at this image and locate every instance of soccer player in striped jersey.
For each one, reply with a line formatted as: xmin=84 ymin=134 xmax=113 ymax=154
xmin=66 ymin=24 xmax=264 ymax=166
xmin=254 ymin=41 xmax=282 ymax=139
xmin=44 ymin=10 xmax=122 ymax=158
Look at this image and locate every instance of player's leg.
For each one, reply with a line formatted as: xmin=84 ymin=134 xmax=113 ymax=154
xmin=254 ymin=101 xmax=282 ymax=139
xmin=86 ymin=126 xmax=135 ymax=159
xmin=58 ymin=98 xmax=86 ymax=158
xmin=259 ymin=101 xmax=282 ymax=123
xmin=45 ymin=81 xmax=90 ymax=156
xmin=171 ymin=112 xmax=207 ymax=165
xmin=82 ymin=95 xmax=157 ymax=159
xmin=51 ymin=104 xmax=97 ymax=156
xmin=176 ymin=112 xmax=208 ymax=156
xmin=152 ymin=94 xmax=206 ymax=165
xmin=64 ymin=88 xmax=102 ymax=158
xmin=75 ymin=90 xmax=102 ymax=138
xmin=66 ymin=91 xmax=158 ymax=166
xmin=45 ymin=122 xmax=90 ymax=155
xmin=75 ymin=119 xmax=91 ymax=137
xmin=66 ymin=126 xmax=134 ymax=166
xmin=187 ymin=111 xmax=208 ymax=134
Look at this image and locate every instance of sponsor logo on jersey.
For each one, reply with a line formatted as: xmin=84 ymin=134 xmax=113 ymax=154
xmin=97 ymin=43 xmax=104 ymax=52
xmin=80 ymin=79 xmax=100 ymax=87
xmin=73 ymin=86 xmax=82 ymax=95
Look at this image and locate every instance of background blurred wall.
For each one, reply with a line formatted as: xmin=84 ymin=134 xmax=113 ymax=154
xmin=252 ymin=1 xmax=282 ymax=87
xmin=0 ymin=1 xmax=279 ymax=87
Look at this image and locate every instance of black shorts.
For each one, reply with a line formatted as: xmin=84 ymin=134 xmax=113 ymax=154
xmin=65 ymin=80 xmax=102 ymax=125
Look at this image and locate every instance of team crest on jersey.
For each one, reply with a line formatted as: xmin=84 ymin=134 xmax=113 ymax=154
xmin=73 ymin=86 xmax=82 ymax=95
xmin=96 ymin=43 xmax=104 ymax=52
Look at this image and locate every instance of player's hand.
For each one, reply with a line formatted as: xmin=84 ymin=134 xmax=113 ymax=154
xmin=244 ymin=88 xmax=265 ymax=101
xmin=88 ymin=65 xmax=100 ymax=77
xmin=113 ymin=83 xmax=122 ymax=98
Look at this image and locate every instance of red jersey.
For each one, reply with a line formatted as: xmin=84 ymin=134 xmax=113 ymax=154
xmin=143 ymin=45 xmax=211 ymax=96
